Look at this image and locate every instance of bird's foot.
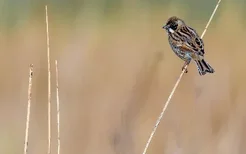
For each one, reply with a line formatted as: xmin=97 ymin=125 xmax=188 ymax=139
xmin=182 ymin=60 xmax=190 ymax=73
xmin=182 ymin=66 xmax=188 ymax=73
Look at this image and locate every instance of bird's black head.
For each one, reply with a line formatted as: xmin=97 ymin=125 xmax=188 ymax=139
xmin=162 ymin=16 xmax=185 ymax=33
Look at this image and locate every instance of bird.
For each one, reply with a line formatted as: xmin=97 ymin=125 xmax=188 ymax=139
xmin=162 ymin=16 xmax=215 ymax=75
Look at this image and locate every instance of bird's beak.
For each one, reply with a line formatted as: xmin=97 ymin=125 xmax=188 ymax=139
xmin=162 ymin=25 xmax=168 ymax=29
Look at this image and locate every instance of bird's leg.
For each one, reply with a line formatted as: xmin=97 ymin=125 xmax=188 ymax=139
xmin=182 ymin=59 xmax=191 ymax=73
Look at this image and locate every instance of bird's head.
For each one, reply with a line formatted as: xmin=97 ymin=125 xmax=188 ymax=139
xmin=162 ymin=16 xmax=185 ymax=33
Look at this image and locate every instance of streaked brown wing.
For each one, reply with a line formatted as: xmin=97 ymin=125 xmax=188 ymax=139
xmin=187 ymin=26 xmax=205 ymax=55
xmin=179 ymin=26 xmax=205 ymax=56
xmin=194 ymin=37 xmax=205 ymax=55
xmin=177 ymin=43 xmax=195 ymax=53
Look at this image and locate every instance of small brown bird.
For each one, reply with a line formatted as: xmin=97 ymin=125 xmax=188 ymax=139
xmin=162 ymin=16 xmax=215 ymax=75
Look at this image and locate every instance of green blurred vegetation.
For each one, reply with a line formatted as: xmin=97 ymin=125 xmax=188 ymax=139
xmin=1 ymin=0 xmax=246 ymax=30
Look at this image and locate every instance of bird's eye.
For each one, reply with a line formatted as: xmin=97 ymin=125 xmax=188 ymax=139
xmin=170 ymin=23 xmax=178 ymax=31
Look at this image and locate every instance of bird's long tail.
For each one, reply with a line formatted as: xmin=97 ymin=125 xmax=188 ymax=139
xmin=195 ymin=59 xmax=215 ymax=76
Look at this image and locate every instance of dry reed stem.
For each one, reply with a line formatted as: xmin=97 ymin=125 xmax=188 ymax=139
xmin=45 ymin=5 xmax=52 ymax=154
xmin=23 ymin=64 xmax=33 ymax=154
xmin=141 ymin=0 xmax=222 ymax=154
xmin=55 ymin=60 xmax=61 ymax=154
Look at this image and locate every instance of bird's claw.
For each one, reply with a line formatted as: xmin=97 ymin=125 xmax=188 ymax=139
xmin=182 ymin=67 xmax=188 ymax=73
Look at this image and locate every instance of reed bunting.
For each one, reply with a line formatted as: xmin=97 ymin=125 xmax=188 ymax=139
xmin=162 ymin=16 xmax=214 ymax=75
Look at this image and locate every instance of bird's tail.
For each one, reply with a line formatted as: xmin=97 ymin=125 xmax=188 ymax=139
xmin=195 ymin=59 xmax=215 ymax=76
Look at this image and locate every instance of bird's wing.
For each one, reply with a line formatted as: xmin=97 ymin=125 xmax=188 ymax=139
xmin=176 ymin=43 xmax=193 ymax=53
xmin=187 ymin=26 xmax=205 ymax=55
xmin=176 ymin=41 xmax=200 ymax=55
xmin=178 ymin=26 xmax=205 ymax=56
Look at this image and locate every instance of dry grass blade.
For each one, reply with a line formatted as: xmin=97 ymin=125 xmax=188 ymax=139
xmin=141 ymin=0 xmax=222 ymax=154
xmin=201 ymin=0 xmax=222 ymax=38
xmin=23 ymin=64 xmax=34 ymax=154
xmin=45 ymin=5 xmax=52 ymax=154
xmin=55 ymin=60 xmax=61 ymax=154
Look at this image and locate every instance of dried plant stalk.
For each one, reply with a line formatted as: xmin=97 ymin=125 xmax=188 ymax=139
xmin=55 ymin=60 xmax=61 ymax=154
xmin=45 ymin=5 xmax=52 ymax=154
xmin=23 ymin=64 xmax=34 ymax=154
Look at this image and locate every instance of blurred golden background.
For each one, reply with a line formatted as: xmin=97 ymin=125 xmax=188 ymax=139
xmin=1 ymin=0 xmax=246 ymax=153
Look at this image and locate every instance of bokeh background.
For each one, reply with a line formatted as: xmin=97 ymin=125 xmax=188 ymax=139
xmin=1 ymin=0 xmax=246 ymax=153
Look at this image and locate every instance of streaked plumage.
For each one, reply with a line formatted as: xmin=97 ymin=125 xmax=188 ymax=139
xmin=162 ymin=16 xmax=214 ymax=75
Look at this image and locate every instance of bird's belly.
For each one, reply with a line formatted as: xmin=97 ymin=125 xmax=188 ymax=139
xmin=171 ymin=45 xmax=190 ymax=61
